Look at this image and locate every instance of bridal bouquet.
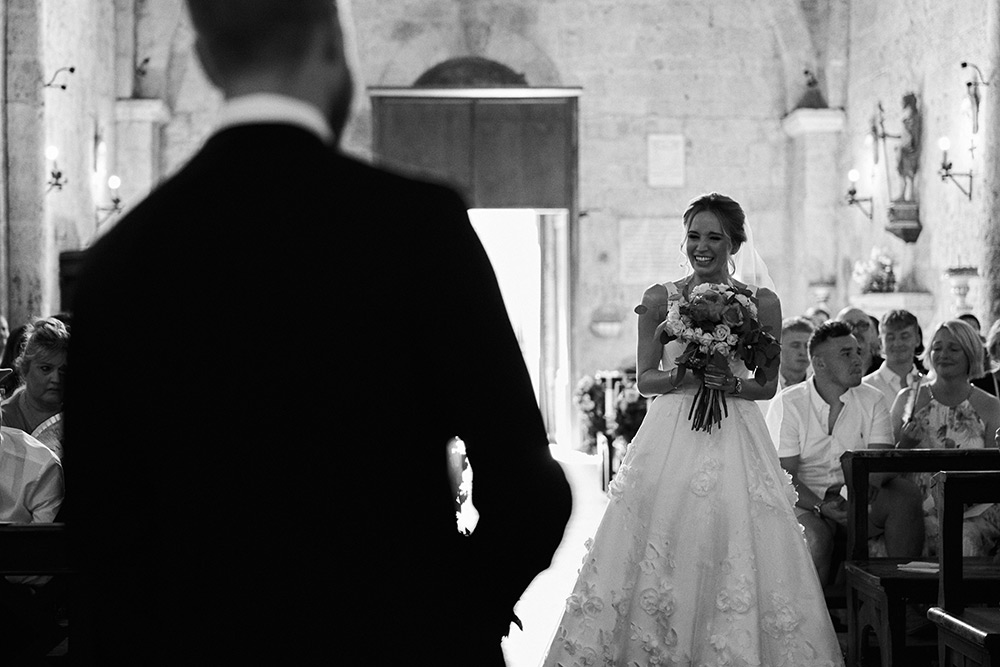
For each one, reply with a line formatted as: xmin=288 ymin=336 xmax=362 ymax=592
xmin=644 ymin=283 xmax=780 ymax=433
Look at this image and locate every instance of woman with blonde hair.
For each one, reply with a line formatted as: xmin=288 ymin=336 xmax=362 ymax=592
xmin=891 ymin=318 xmax=1000 ymax=556
xmin=1 ymin=317 xmax=69 ymax=458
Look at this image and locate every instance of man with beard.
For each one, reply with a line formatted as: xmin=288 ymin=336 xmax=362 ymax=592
xmin=766 ymin=321 xmax=923 ymax=585
xmin=66 ymin=3 xmax=571 ymax=664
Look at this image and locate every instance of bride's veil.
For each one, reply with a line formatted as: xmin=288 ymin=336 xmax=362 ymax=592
xmin=732 ymin=219 xmax=774 ymax=291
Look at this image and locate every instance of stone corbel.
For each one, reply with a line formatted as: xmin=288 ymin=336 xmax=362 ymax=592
xmin=114 ymin=98 xmax=171 ymax=215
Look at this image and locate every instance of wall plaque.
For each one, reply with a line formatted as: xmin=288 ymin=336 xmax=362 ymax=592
xmin=647 ymin=133 xmax=685 ymax=188
xmin=619 ymin=217 xmax=686 ymax=284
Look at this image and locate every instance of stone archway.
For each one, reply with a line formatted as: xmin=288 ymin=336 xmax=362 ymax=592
xmin=414 ymin=56 xmax=527 ymax=87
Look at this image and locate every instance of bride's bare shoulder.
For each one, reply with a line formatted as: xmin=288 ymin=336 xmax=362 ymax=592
xmin=636 ymin=282 xmax=672 ymax=315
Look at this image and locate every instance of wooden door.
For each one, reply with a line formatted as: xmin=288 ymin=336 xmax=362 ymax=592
xmin=370 ymin=90 xmax=577 ymax=209
xmin=370 ymin=89 xmax=579 ymax=447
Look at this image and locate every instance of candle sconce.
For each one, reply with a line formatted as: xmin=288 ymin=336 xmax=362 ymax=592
xmin=961 ymin=61 xmax=989 ymax=135
xmin=845 ymin=169 xmax=873 ymax=220
xmin=95 ymin=175 xmax=124 ymax=225
xmin=43 ymin=66 xmax=75 ymax=90
xmin=45 ymin=146 xmax=66 ymax=192
xmin=938 ymin=136 xmax=973 ymax=200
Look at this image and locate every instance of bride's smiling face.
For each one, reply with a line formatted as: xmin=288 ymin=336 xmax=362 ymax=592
xmin=686 ymin=211 xmax=732 ymax=282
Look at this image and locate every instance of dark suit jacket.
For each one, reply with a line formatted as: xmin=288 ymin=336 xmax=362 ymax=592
xmin=65 ymin=124 xmax=571 ymax=665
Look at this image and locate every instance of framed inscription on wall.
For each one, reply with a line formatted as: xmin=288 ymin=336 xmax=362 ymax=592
xmin=647 ymin=134 xmax=685 ymax=188
xmin=619 ymin=218 xmax=686 ymax=285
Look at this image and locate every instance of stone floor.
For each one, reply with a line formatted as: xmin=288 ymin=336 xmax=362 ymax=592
xmin=501 ymin=448 xmax=608 ymax=667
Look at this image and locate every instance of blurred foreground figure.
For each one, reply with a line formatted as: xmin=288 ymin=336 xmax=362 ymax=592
xmin=66 ymin=2 xmax=570 ymax=664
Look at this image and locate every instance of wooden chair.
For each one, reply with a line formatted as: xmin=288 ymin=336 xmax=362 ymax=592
xmin=0 ymin=523 xmax=73 ymax=663
xmin=841 ymin=449 xmax=1000 ymax=667
xmin=927 ymin=471 xmax=1000 ymax=666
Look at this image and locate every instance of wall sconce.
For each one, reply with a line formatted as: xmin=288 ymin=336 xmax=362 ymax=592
xmin=961 ymin=61 xmax=989 ymax=134
xmin=45 ymin=145 xmax=66 ymax=192
xmin=96 ymin=175 xmax=124 ymax=224
xmin=938 ymin=136 xmax=973 ymax=199
xmin=846 ymin=169 xmax=873 ymax=219
xmin=135 ymin=57 xmax=150 ymax=78
xmin=43 ymin=66 xmax=75 ymax=90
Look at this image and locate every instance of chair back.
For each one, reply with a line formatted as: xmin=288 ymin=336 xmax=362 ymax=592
xmin=0 ymin=523 xmax=70 ymax=575
xmin=933 ymin=470 xmax=1000 ymax=614
xmin=840 ymin=449 xmax=1000 ymax=561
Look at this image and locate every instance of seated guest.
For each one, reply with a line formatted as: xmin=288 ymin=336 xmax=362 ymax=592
xmin=0 ymin=324 xmax=26 ymax=398
xmin=2 ymin=317 xmax=68 ymax=458
xmin=779 ymin=316 xmax=815 ymax=389
xmin=759 ymin=316 xmax=813 ymax=416
xmin=0 ymin=315 xmax=8 ymax=364
xmin=891 ymin=319 xmax=1000 ymax=556
xmin=973 ymin=318 xmax=1000 ymax=396
xmin=959 ymin=312 xmax=983 ymax=339
xmin=863 ymin=309 xmax=924 ymax=408
xmin=803 ymin=305 xmax=829 ymax=329
xmin=0 ymin=368 xmax=62 ymax=522
xmin=0 ymin=380 xmax=64 ymax=661
xmin=766 ymin=320 xmax=924 ymax=585
xmin=835 ymin=306 xmax=883 ymax=375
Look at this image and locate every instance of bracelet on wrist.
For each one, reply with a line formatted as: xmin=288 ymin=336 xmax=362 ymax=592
xmin=811 ymin=502 xmax=824 ymax=518
xmin=731 ymin=377 xmax=743 ymax=396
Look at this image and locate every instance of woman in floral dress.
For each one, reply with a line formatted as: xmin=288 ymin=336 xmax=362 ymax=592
xmin=541 ymin=193 xmax=843 ymax=667
xmin=891 ymin=319 xmax=1000 ymax=557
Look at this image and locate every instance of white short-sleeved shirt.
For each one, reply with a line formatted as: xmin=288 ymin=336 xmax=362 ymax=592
xmin=765 ymin=378 xmax=892 ymax=500
xmin=863 ymin=361 xmax=922 ymax=413
xmin=0 ymin=426 xmax=63 ymax=523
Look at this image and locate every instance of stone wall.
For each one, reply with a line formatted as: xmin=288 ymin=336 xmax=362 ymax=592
xmin=346 ymin=0 xmax=818 ymax=384
xmin=4 ymin=0 xmax=117 ymax=325
xmin=843 ymin=0 xmax=988 ymax=328
xmin=12 ymin=0 xmax=997 ymax=437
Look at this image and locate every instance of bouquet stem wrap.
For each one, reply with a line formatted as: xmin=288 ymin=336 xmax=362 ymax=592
xmin=687 ymin=370 xmax=729 ymax=434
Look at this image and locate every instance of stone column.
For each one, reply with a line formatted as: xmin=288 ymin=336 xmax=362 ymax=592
xmin=983 ymin=0 xmax=1000 ymax=323
xmin=781 ymin=107 xmax=846 ymax=317
xmin=6 ymin=0 xmax=48 ymax=324
xmin=107 ymin=98 xmax=170 ymax=236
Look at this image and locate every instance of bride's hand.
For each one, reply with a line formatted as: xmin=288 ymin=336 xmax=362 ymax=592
xmin=702 ymin=364 xmax=734 ymax=391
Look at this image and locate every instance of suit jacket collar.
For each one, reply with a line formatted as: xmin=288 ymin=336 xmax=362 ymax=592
xmin=215 ymin=93 xmax=333 ymax=144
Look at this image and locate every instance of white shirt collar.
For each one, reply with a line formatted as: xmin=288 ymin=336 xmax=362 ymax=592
xmin=215 ymin=93 xmax=333 ymax=144
xmin=808 ymin=375 xmax=859 ymax=413
xmin=874 ymin=360 xmax=920 ymax=386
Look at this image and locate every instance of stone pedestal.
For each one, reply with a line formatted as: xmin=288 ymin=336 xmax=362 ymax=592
xmin=943 ymin=267 xmax=979 ymax=316
xmin=886 ymin=201 xmax=922 ymax=244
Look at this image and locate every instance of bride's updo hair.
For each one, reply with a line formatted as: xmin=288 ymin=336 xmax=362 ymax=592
xmin=682 ymin=192 xmax=747 ymax=255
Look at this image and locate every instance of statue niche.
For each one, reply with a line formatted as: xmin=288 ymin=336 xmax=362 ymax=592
xmin=871 ymin=92 xmax=923 ymax=243
xmin=894 ymin=92 xmax=921 ymax=203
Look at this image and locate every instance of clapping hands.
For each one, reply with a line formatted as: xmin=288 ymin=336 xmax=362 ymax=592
xmin=897 ymin=419 xmax=926 ymax=449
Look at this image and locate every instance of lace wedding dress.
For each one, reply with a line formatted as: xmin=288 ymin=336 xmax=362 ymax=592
xmin=541 ymin=283 xmax=843 ymax=667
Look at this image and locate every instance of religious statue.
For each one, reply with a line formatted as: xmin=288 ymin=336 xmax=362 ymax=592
xmin=894 ymin=92 xmax=921 ymax=202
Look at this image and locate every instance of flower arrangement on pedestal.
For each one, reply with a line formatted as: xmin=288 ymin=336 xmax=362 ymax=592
xmin=574 ymin=368 xmax=648 ymax=455
xmin=852 ymin=247 xmax=897 ymax=293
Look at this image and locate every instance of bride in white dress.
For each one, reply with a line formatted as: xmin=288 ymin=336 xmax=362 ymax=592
xmin=541 ymin=193 xmax=843 ymax=667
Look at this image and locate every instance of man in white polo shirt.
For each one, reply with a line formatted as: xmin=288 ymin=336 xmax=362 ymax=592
xmin=766 ymin=320 xmax=924 ymax=585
